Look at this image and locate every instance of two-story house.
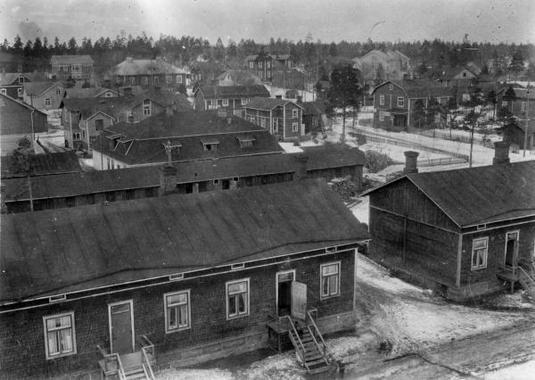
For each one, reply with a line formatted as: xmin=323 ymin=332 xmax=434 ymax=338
xmin=0 ymin=72 xmax=35 ymax=99
xmin=50 ymin=55 xmax=94 ymax=81
xmin=243 ymin=96 xmax=304 ymax=141
xmin=108 ymin=57 xmax=189 ymax=89
xmin=371 ymin=80 xmax=455 ymax=130
xmin=62 ymin=90 xmax=191 ymax=151
xmin=193 ymin=84 xmax=270 ymax=115
xmin=22 ymin=81 xmax=66 ymax=111
xmin=498 ymin=86 xmax=535 ymax=151
xmin=245 ymin=52 xmax=293 ymax=83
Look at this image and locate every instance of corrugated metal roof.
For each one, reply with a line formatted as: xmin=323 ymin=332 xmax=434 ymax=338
xmin=0 ymin=179 xmax=369 ymax=302
xmin=365 ymin=161 xmax=535 ymax=227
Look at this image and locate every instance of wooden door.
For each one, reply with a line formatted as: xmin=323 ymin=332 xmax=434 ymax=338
xmin=109 ymin=301 xmax=134 ymax=354
xmin=276 ymin=271 xmax=295 ymax=316
xmin=505 ymin=232 xmax=519 ymax=268
xmin=291 ymin=281 xmax=307 ymax=320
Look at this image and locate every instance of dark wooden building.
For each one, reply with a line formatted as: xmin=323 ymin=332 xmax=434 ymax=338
xmin=363 ymin=145 xmax=535 ymax=300
xmin=0 ymin=180 xmax=369 ymax=378
xmin=193 ymin=84 xmax=270 ymax=114
xmin=2 ymin=144 xmax=365 ymax=214
xmin=502 ymin=121 xmax=535 ymax=152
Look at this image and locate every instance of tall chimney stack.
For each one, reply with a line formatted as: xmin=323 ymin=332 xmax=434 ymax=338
xmin=493 ymin=141 xmax=510 ymax=165
xmin=403 ymin=151 xmax=419 ymax=174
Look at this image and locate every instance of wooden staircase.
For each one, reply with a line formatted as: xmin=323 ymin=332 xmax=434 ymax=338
xmin=285 ymin=311 xmax=334 ymax=375
xmin=518 ymin=264 xmax=535 ymax=300
xmin=98 ymin=335 xmax=156 ymax=380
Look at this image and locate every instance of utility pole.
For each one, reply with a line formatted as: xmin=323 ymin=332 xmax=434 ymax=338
xmin=524 ymin=83 xmax=530 ymax=157
xmin=469 ymin=121 xmax=475 ymax=167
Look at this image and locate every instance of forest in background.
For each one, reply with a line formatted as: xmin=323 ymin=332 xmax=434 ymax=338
xmin=2 ymin=33 xmax=535 ymax=80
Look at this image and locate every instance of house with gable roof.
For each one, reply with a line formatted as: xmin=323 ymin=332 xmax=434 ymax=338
xmin=243 ymin=96 xmax=304 ymax=141
xmin=363 ymin=144 xmax=535 ymax=300
xmin=107 ymin=57 xmax=189 ymax=89
xmin=0 ymin=72 xmax=36 ymax=99
xmin=50 ymin=55 xmax=94 ymax=81
xmin=22 ymin=81 xmax=66 ymax=111
xmin=193 ymin=84 xmax=270 ymax=114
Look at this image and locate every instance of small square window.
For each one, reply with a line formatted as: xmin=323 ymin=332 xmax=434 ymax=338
xmin=43 ymin=312 xmax=77 ymax=360
xmin=164 ymin=290 xmax=191 ymax=333
xmin=320 ymin=262 xmax=340 ymax=299
xmin=226 ymin=279 xmax=249 ymax=319
xmin=471 ymin=237 xmax=488 ymax=270
xmin=397 ymin=97 xmax=404 ymax=107
xmin=45 ymin=98 xmax=51 ymax=106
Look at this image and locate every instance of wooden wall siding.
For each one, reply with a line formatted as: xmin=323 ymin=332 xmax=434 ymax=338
xmin=307 ymin=166 xmax=361 ymax=189
xmin=369 ymin=179 xmax=459 ymax=232
xmin=369 ymin=208 xmax=459 ymax=287
xmin=459 ymin=223 xmax=535 ymax=287
xmin=0 ymin=251 xmax=354 ymax=378
xmin=283 ymin=104 xmax=302 ymax=139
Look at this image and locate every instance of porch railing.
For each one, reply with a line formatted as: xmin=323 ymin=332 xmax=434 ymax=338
xmin=306 ymin=310 xmax=333 ymax=363
xmin=138 ymin=335 xmax=156 ymax=379
xmin=96 ymin=345 xmax=126 ymax=380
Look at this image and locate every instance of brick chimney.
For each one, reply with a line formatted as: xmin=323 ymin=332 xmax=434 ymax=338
xmin=159 ymin=164 xmax=178 ymax=196
xmin=493 ymin=141 xmax=510 ymax=165
xmin=294 ymin=154 xmax=309 ymax=180
xmin=403 ymin=151 xmax=419 ymax=174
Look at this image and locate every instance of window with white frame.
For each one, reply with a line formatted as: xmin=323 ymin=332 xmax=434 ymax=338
xmin=43 ymin=312 xmax=76 ymax=359
xmin=56 ymin=88 xmax=61 ymax=95
xmin=471 ymin=237 xmax=488 ymax=270
xmin=249 ymin=61 xmax=254 ymax=69
xmin=0 ymin=89 xmax=6 ymax=95
xmin=166 ymin=75 xmax=173 ymax=84
xmin=164 ymin=290 xmax=190 ymax=333
xmin=397 ymin=97 xmax=404 ymax=107
xmin=45 ymin=98 xmax=51 ymax=106
xmin=226 ymin=279 xmax=249 ymax=319
xmin=143 ymin=99 xmax=151 ymax=116
xmin=379 ymin=111 xmax=385 ymax=121
xmin=379 ymin=94 xmax=385 ymax=106
xmin=17 ymin=87 xmax=22 ymax=97
xmin=177 ymin=75 xmax=183 ymax=84
xmin=292 ymin=108 xmax=298 ymax=118
xmin=320 ymin=262 xmax=340 ymax=298
xmin=222 ymin=98 xmax=229 ymax=106
xmin=241 ymin=98 xmax=247 ymax=105
xmin=292 ymin=122 xmax=299 ymax=132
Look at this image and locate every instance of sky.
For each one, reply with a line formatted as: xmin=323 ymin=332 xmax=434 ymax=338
xmin=0 ymin=0 xmax=534 ymax=45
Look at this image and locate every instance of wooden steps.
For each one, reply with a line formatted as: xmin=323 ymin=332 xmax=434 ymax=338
xmin=518 ymin=267 xmax=535 ymax=300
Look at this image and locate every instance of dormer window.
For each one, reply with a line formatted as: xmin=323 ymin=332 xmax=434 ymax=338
xmin=201 ymin=138 xmax=220 ymax=152
xmin=237 ymin=136 xmax=255 ymax=148
xmin=143 ymin=99 xmax=151 ymax=116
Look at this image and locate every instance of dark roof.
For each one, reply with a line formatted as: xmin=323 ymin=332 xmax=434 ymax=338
xmin=371 ymin=80 xmax=455 ymax=98
xmin=0 ymin=72 xmax=33 ymax=86
xmin=62 ymin=90 xmax=191 ymax=119
xmin=65 ymin=87 xmax=118 ymax=98
xmin=3 ymin=146 xmax=365 ymax=202
xmin=302 ymin=144 xmax=366 ymax=170
xmin=1 ymin=152 xmax=81 ymax=179
xmin=50 ymin=55 xmax=94 ymax=65
xmin=364 ymin=161 xmax=535 ymax=227
xmin=0 ymin=179 xmax=369 ymax=302
xmin=246 ymin=97 xmax=301 ymax=110
xmin=23 ymin=81 xmax=63 ymax=96
xmin=198 ymin=84 xmax=269 ymax=99
xmin=106 ymin=111 xmax=265 ymax=139
xmin=302 ymin=101 xmax=326 ymax=116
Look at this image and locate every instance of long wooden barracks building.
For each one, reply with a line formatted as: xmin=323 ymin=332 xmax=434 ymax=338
xmin=0 ymin=180 xmax=369 ymax=378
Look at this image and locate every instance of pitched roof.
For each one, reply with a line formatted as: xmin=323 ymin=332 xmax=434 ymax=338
xmin=0 ymin=93 xmax=48 ymax=134
xmin=245 ymin=97 xmax=301 ymax=110
xmin=1 ymin=151 xmax=81 ymax=179
xmin=65 ymin=87 xmax=118 ymax=98
xmin=0 ymin=179 xmax=369 ymax=302
xmin=0 ymin=72 xmax=33 ymax=86
xmin=371 ymin=80 xmax=454 ymax=98
xmin=198 ymin=84 xmax=269 ymax=99
xmin=110 ymin=58 xmax=187 ymax=76
xmin=216 ymin=70 xmax=263 ymax=86
xmin=364 ymin=161 xmax=535 ymax=227
xmin=50 ymin=55 xmax=94 ymax=65
xmin=23 ymin=81 xmax=62 ymax=96
xmin=511 ymin=88 xmax=535 ymax=100
xmin=3 ymin=146 xmax=365 ymax=202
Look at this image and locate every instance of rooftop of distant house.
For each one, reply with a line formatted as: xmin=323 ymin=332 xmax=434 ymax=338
xmin=1 ymin=151 xmax=81 ymax=179
xmin=245 ymin=97 xmax=302 ymax=110
xmin=50 ymin=54 xmax=94 ymax=65
xmin=110 ymin=57 xmax=188 ymax=76
xmin=196 ymin=84 xmax=270 ymax=98
xmin=23 ymin=81 xmax=63 ymax=96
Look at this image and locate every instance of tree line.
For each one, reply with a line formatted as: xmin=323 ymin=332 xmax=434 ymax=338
xmin=2 ymin=33 xmax=534 ymax=79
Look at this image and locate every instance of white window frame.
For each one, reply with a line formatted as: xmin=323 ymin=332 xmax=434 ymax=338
xmin=45 ymin=98 xmax=51 ymax=106
xmin=379 ymin=94 xmax=385 ymax=106
xmin=320 ymin=262 xmax=341 ymax=299
xmin=164 ymin=290 xmax=191 ymax=333
xmin=292 ymin=109 xmax=298 ymax=118
xmin=471 ymin=237 xmax=488 ymax=270
xmin=177 ymin=75 xmax=183 ymax=84
xmin=249 ymin=61 xmax=254 ymax=69
xmin=241 ymin=98 xmax=247 ymax=105
xmin=222 ymin=98 xmax=229 ymax=107
xmin=397 ymin=97 xmax=404 ymax=107
xmin=389 ymin=84 xmax=393 ymax=91
xmin=292 ymin=122 xmax=299 ymax=132
xmin=226 ymin=278 xmax=250 ymax=320
xmin=0 ymin=89 xmax=6 ymax=95
xmin=143 ymin=99 xmax=151 ymax=116
xmin=379 ymin=111 xmax=385 ymax=122
xmin=43 ymin=312 xmax=77 ymax=360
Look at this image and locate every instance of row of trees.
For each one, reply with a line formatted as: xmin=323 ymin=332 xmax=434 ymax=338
xmin=2 ymin=33 xmax=534 ymax=79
